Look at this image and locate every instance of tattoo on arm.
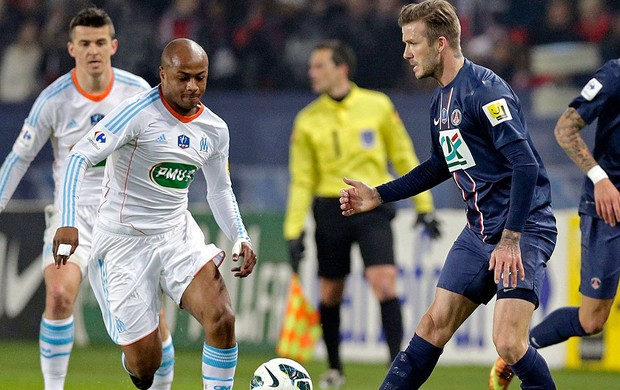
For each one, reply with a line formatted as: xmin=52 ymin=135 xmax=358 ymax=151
xmin=554 ymin=107 xmax=595 ymax=173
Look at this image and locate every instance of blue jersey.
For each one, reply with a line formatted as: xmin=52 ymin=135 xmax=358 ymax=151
xmin=570 ymin=59 xmax=620 ymax=217
xmin=430 ymin=59 xmax=553 ymax=243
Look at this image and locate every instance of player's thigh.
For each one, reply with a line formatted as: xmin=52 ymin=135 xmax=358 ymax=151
xmin=492 ymin=297 xmax=534 ymax=343
xmin=313 ymin=198 xmax=354 ymax=278
xmin=180 ymin=260 xmax=234 ymax=328
xmin=88 ymin=229 xmax=162 ymax=346
xmin=580 ymin=215 xmax=620 ymax=300
xmin=438 ymin=227 xmax=498 ymax=305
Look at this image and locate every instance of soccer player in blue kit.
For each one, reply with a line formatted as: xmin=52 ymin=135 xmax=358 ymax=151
xmin=339 ymin=1 xmax=558 ymax=388
xmin=489 ymin=59 xmax=620 ymax=389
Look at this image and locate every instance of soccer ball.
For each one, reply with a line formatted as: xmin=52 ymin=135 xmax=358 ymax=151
xmin=250 ymin=358 xmax=313 ymax=390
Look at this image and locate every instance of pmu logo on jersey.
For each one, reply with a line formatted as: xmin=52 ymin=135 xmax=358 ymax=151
xmin=482 ymin=98 xmax=512 ymax=127
xmin=90 ymin=113 xmax=105 ymax=126
xmin=439 ymin=129 xmax=476 ymax=172
xmin=150 ymin=162 xmax=197 ymax=189
xmin=178 ymin=134 xmax=190 ymax=149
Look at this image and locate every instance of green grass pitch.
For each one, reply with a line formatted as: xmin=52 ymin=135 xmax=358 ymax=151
xmin=1 ymin=340 xmax=618 ymax=389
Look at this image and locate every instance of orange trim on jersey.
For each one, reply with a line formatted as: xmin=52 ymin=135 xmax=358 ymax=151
xmin=159 ymin=86 xmax=204 ymax=123
xmin=71 ymin=68 xmax=114 ymax=102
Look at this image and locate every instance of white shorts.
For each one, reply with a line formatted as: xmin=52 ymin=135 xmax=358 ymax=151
xmin=88 ymin=211 xmax=225 ymax=345
xmin=42 ymin=204 xmax=97 ymax=277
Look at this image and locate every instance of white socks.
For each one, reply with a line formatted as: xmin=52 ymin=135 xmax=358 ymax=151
xmin=40 ymin=315 xmax=74 ymax=390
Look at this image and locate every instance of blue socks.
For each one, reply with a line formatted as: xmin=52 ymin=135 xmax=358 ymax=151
xmin=529 ymin=307 xmax=587 ymax=349
xmin=511 ymin=346 xmax=555 ymax=389
xmin=379 ymin=333 xmax=443 ymax=389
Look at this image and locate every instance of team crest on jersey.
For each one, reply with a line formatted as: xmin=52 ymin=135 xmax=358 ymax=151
xmin=200 ymin=136 xmax=209 ymax=152
xmin=439 ymin=129 xmax=476 ymax=172
xmin=90 ymin=113 xmax=105 ymax=126
xmin=580 ymin=77 xmax=603 ymax=101
xmin=591 ymin=277 xmax=601 ymax=290
xmin=178 ymin=134 xmax=190 ymax=149
xmin=450 ymin=109 xmax=462 ymax=126
xmin=361 ymin=130 xmax=375 ymax=148
xmin=16 ymin=127 xmax=35 ymax=150
xmin=150 ymin=162 xmax=197 ymax=189
xmin=482 ymin=98 xmax=512 ymax=127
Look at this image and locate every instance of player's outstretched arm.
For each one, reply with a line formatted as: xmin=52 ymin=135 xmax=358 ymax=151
xmin=339 ymin=177 xmax=382 ymax=216
xmin=52 ymin=227 xmax=79 ymax=269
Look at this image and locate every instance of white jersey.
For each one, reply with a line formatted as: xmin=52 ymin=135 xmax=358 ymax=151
xmin=60 ymin=87 xmax=250 ymax=244
xmin=0 ymin=68 xmax=150 ymax=211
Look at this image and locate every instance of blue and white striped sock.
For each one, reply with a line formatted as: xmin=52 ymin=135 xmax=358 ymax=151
xmin=201 ymin=343 xmax=238 ymax=390
xmin=39 ymin=315 xmax=74 ymax=390
xmin=150 ymin=334 xmax=175 ymax=390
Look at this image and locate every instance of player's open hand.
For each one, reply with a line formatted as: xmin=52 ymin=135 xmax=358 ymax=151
xmin=52 ymin=227 xmax=79 ymax=269
xmin=488 ymin=230 xmax=525 ymax=288
xmin=594 ymin=178 xmax=620 ymax=226
xmin=339 ymin=177 xmax=382 ymax=216
xmin=231 ymin=239 xmax=256 ymax=278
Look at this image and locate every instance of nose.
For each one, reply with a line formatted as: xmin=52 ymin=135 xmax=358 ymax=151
xmin=187 ymin=78 xmax=199 ymax=90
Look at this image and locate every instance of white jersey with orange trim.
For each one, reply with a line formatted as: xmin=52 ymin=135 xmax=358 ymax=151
xmin=0 ymin=68 xmax=150 ymax=211
xmin=60 ymin=86 xmax=250 ymax=244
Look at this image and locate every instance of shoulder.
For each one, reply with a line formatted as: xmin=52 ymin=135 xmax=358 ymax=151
xmin=101 ymin=87 xmax=161 ymax=131
xmin=35 ymin=71 xmax=75 ymax=104
xmin=112 ymin=67 xmax=151 ymax=90
xmin=353 ymin=86 xmax=394 ymax=109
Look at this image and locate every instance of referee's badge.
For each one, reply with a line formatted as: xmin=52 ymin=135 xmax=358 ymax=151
xmin=361 ymin=129 xmax=375 ymax=148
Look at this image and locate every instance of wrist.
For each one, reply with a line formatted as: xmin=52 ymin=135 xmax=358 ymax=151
xmin=587 ymin=165 xmax=608 ymax=185
xmin=373 ymin=187 xmax=383 ymax=205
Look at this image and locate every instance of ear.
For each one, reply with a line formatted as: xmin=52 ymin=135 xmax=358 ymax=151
xmin=67 ymin=41 xmax=75 ymax=58
xmin=437 ymin=36 xmax=448 ymax=53
xmin=159 ymin=66 xmax=165 ymax=81
xmin=110 ymin=38 xmax=119 ymax=56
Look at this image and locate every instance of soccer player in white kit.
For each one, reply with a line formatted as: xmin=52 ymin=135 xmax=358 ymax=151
xmin=53 ymin=38 xmax=257 ymax=390
xmin=0 ymin=8 xmax=175 ymax=390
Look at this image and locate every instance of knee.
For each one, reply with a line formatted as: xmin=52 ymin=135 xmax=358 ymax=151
xmin=46 ymin=284 xmax=76 ymax=316
xmin=580 ymin=316 xmax=606 ymax=335
xmin=493 ymin=336 xmax=528 ymax=365
xmin=207 ymin=305 xmax=235 ymax=342
xmin=417 ymin=312 xmax=453 ymax=347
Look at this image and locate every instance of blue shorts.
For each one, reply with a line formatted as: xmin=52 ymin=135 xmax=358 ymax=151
xmin=438 ymin=223 xmax=556 ymax=308
xmin=580 ymin=215 xmax=620 ymax=300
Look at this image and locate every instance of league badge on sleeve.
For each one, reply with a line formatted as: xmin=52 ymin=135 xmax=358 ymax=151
xmin=482 ymin=98 xmax=512 ymax=127
xmin=580 ymin=78 xmax=603 ymax=101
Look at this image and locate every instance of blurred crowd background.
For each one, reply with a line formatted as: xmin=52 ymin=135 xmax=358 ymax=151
xmin=1 ymin=0 xmax=620 ymax=103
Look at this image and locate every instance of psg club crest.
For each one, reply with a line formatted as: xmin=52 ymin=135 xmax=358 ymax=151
xmin=178 ymin=134 xmax=190 ymax=149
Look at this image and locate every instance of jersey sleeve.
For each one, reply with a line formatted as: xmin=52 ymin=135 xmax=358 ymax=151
xmin=569 ymin=60 xmax=620 ymax=124
xmin=59 ymin=98 xmax=145 ymax=227
xmin=0 ymin=93 xmax=55 ymax=212
xmin=475 ymin=82 xmax=527 ymax=150
xmin=201 ymin=128 xmax=250 ymax=244
xmin=283 ymin=116 xmax=318 ymax=240
xmin=379 ymin=101 xmax=435 ymax=214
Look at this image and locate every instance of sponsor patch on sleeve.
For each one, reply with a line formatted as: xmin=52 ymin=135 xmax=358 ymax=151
xmin=482 ymin=98 xmax=513 ymax=127
xmin=580 ymin=77 xmax=603 ymax=101
xmin=15 ymin=126 xmax=36 ymax=151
